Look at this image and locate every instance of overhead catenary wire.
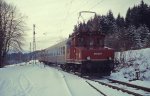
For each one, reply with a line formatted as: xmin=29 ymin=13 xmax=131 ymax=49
xmin=70 ymin=0 xmax=90 ymax=15
xmin=59 ymin=0 xmax=106 ymax=36
xmin=70 ymin=0 xmax=105 ymax=26
xmin=88 ymin=0 xmax=104 ymax=11
xmin=61 ymin=0 xmax=90 ymax=28
xmin=59 ymin=0 xmax=74 ymax=37
xmin=70 ymin=0 xmax=105 ymax=16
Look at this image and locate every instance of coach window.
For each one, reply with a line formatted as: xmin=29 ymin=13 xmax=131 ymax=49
xmin=54 ymin=52 xmax=56 ymax=56
xmin=59 ymin=48 xmax=61 ymax=55
xmin=57 ymin=49 xmax=59 ymax=55
xmin=62 ymin=47 xmax=65 ymax=55
xmin=60 ymin=47 xmax=62 ymax=55
xmin=61 ymin=47 xmax=63 ymax=55
xmin=63 ymin=46 xmax=65 ymax=55
xmin=54 ymin=51 xmax=56 ymax=56
xmin=61 ymin=47 xmax=62 ymax=55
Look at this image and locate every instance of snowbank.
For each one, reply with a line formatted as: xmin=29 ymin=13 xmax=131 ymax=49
xmin=111 ymin=48 xmax=150 ymax=81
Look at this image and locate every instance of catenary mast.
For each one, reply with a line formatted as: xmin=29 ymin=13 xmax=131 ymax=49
xmin=33 ymin=24 xmax=36 ymax=64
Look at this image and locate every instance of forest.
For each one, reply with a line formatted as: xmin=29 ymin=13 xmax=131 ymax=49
xmin=73 ymin=0 xmax=150 ymax=51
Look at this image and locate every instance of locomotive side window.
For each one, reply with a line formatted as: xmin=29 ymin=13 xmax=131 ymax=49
xmin=67 ymin=40 xmax=71 ymax=48
xmin=77 ymin=37 xmax=84 ymax=46
xmin=97 ymin=38 xmax=104 ymax=47
xmin=89 ymin=38 xmax=94 ymax=46
xmin=86 ymin=38 xmax=93 ymax=47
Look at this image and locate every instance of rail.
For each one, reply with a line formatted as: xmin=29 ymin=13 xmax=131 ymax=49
xmin=107 ymin=78 xmax=150 ymax=92
xmin=86 ymin=81 xmax=108 ymax=96
xmin=94 ymin=80 xmax=143 ymax=96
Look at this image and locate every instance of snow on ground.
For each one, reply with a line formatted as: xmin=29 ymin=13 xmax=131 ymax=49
xmin=0 ymin=62 xmax=102 ymax=96
xmin=111 ymin=48 xmax=150 ymax=88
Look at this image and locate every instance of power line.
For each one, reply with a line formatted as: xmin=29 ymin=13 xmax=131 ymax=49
xmin=60 ymin=0 xmax=105 ymax=35
xmin=70 ymin=0 xmax=105 ymax=16
xmin=67 ymin=0 xmax=105 ymax=26
xmin=60 ymin=0 xmax=74 ymax=35
xmin=61 ymin=0 xmax=91 ymax=32
xmin=70 ymin=0 xmax=89 ymax=14
xmin=89 ymin=0 xmax=105 ymax=11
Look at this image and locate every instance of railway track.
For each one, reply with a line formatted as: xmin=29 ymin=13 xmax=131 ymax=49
xmin=85 ymin=77 xmax=150 ymax=96
xmin=107 ymin=78 xmax=150 ymax=93
xmin=86 ymin=81 xmax=108 ymax=96
xmin=47 ymin=65 xmax=150 ymax=96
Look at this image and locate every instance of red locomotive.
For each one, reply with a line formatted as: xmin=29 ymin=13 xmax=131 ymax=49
xmin=39 ymin=30 xmax=114 ymax=76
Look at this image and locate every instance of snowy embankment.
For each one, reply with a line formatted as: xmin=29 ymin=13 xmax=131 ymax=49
xmin=111 ymin=48 xmax=150 ymax=87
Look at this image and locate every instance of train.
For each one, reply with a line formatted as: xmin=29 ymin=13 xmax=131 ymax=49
xmin=38 ymin=31 xmax=114 ymax=76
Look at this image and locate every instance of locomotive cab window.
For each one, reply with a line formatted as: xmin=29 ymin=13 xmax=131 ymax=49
xmin=67 ymin=40 xmax=71 ymax=48
xmin=77 ymin=37 xmax=84 ymax=47
xmin=89 ymin=38 xmax=94 ymax=46
xmin=96 ymin=38 xmax=104 ymax=47
xmin=86 ymin=37 xmax=94 ymax=47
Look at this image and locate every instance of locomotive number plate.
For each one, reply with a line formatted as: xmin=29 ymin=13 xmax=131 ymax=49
xmin=94 ymin=53 xmax=102 ymax=55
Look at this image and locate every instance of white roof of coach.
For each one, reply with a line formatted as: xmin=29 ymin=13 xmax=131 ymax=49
xmin=45 ymin=39 xmax=67 ymax=51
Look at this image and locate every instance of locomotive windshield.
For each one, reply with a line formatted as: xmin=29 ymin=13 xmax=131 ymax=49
xmin=68 ymin=32 xmax=105 ymax=48
xmin=76 ymin=36 xmax=104 ymax=48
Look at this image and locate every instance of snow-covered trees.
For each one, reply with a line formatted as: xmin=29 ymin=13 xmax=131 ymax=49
xmin=73 ymin=0 xmax=150 ymax=51
xmin=0 ymin=0 xmax=26 ymax=67
xmin=125 ymin=0 xmax=150 ymax=29
xmin=135 ymin=25 xmax=150 ymax=48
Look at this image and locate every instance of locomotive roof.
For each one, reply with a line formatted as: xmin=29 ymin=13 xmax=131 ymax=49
xmin=69 ymin=31 xmax=105 ymax=38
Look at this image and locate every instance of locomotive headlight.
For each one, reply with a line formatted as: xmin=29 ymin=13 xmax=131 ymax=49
xmin=79 ymin=52 xmax=81 ymax=58
xmin=87 ymin=56 xmax=91 ymax=60
xmin=108 ymin=57 xmax=112 ymax=60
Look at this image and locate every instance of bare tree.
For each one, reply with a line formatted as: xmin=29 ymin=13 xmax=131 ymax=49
xmin=0 ymin=0 xmax=26 ymax=67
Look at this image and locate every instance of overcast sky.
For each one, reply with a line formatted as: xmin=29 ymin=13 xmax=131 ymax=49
xmin=5 ymin=0 xmax=150 ymax=51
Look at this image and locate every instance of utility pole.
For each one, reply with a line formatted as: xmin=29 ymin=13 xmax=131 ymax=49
xmin=33 ymin=24 xmax=36 ymax=64
xmin=29 ymin=42 xmax=31 ymax=62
